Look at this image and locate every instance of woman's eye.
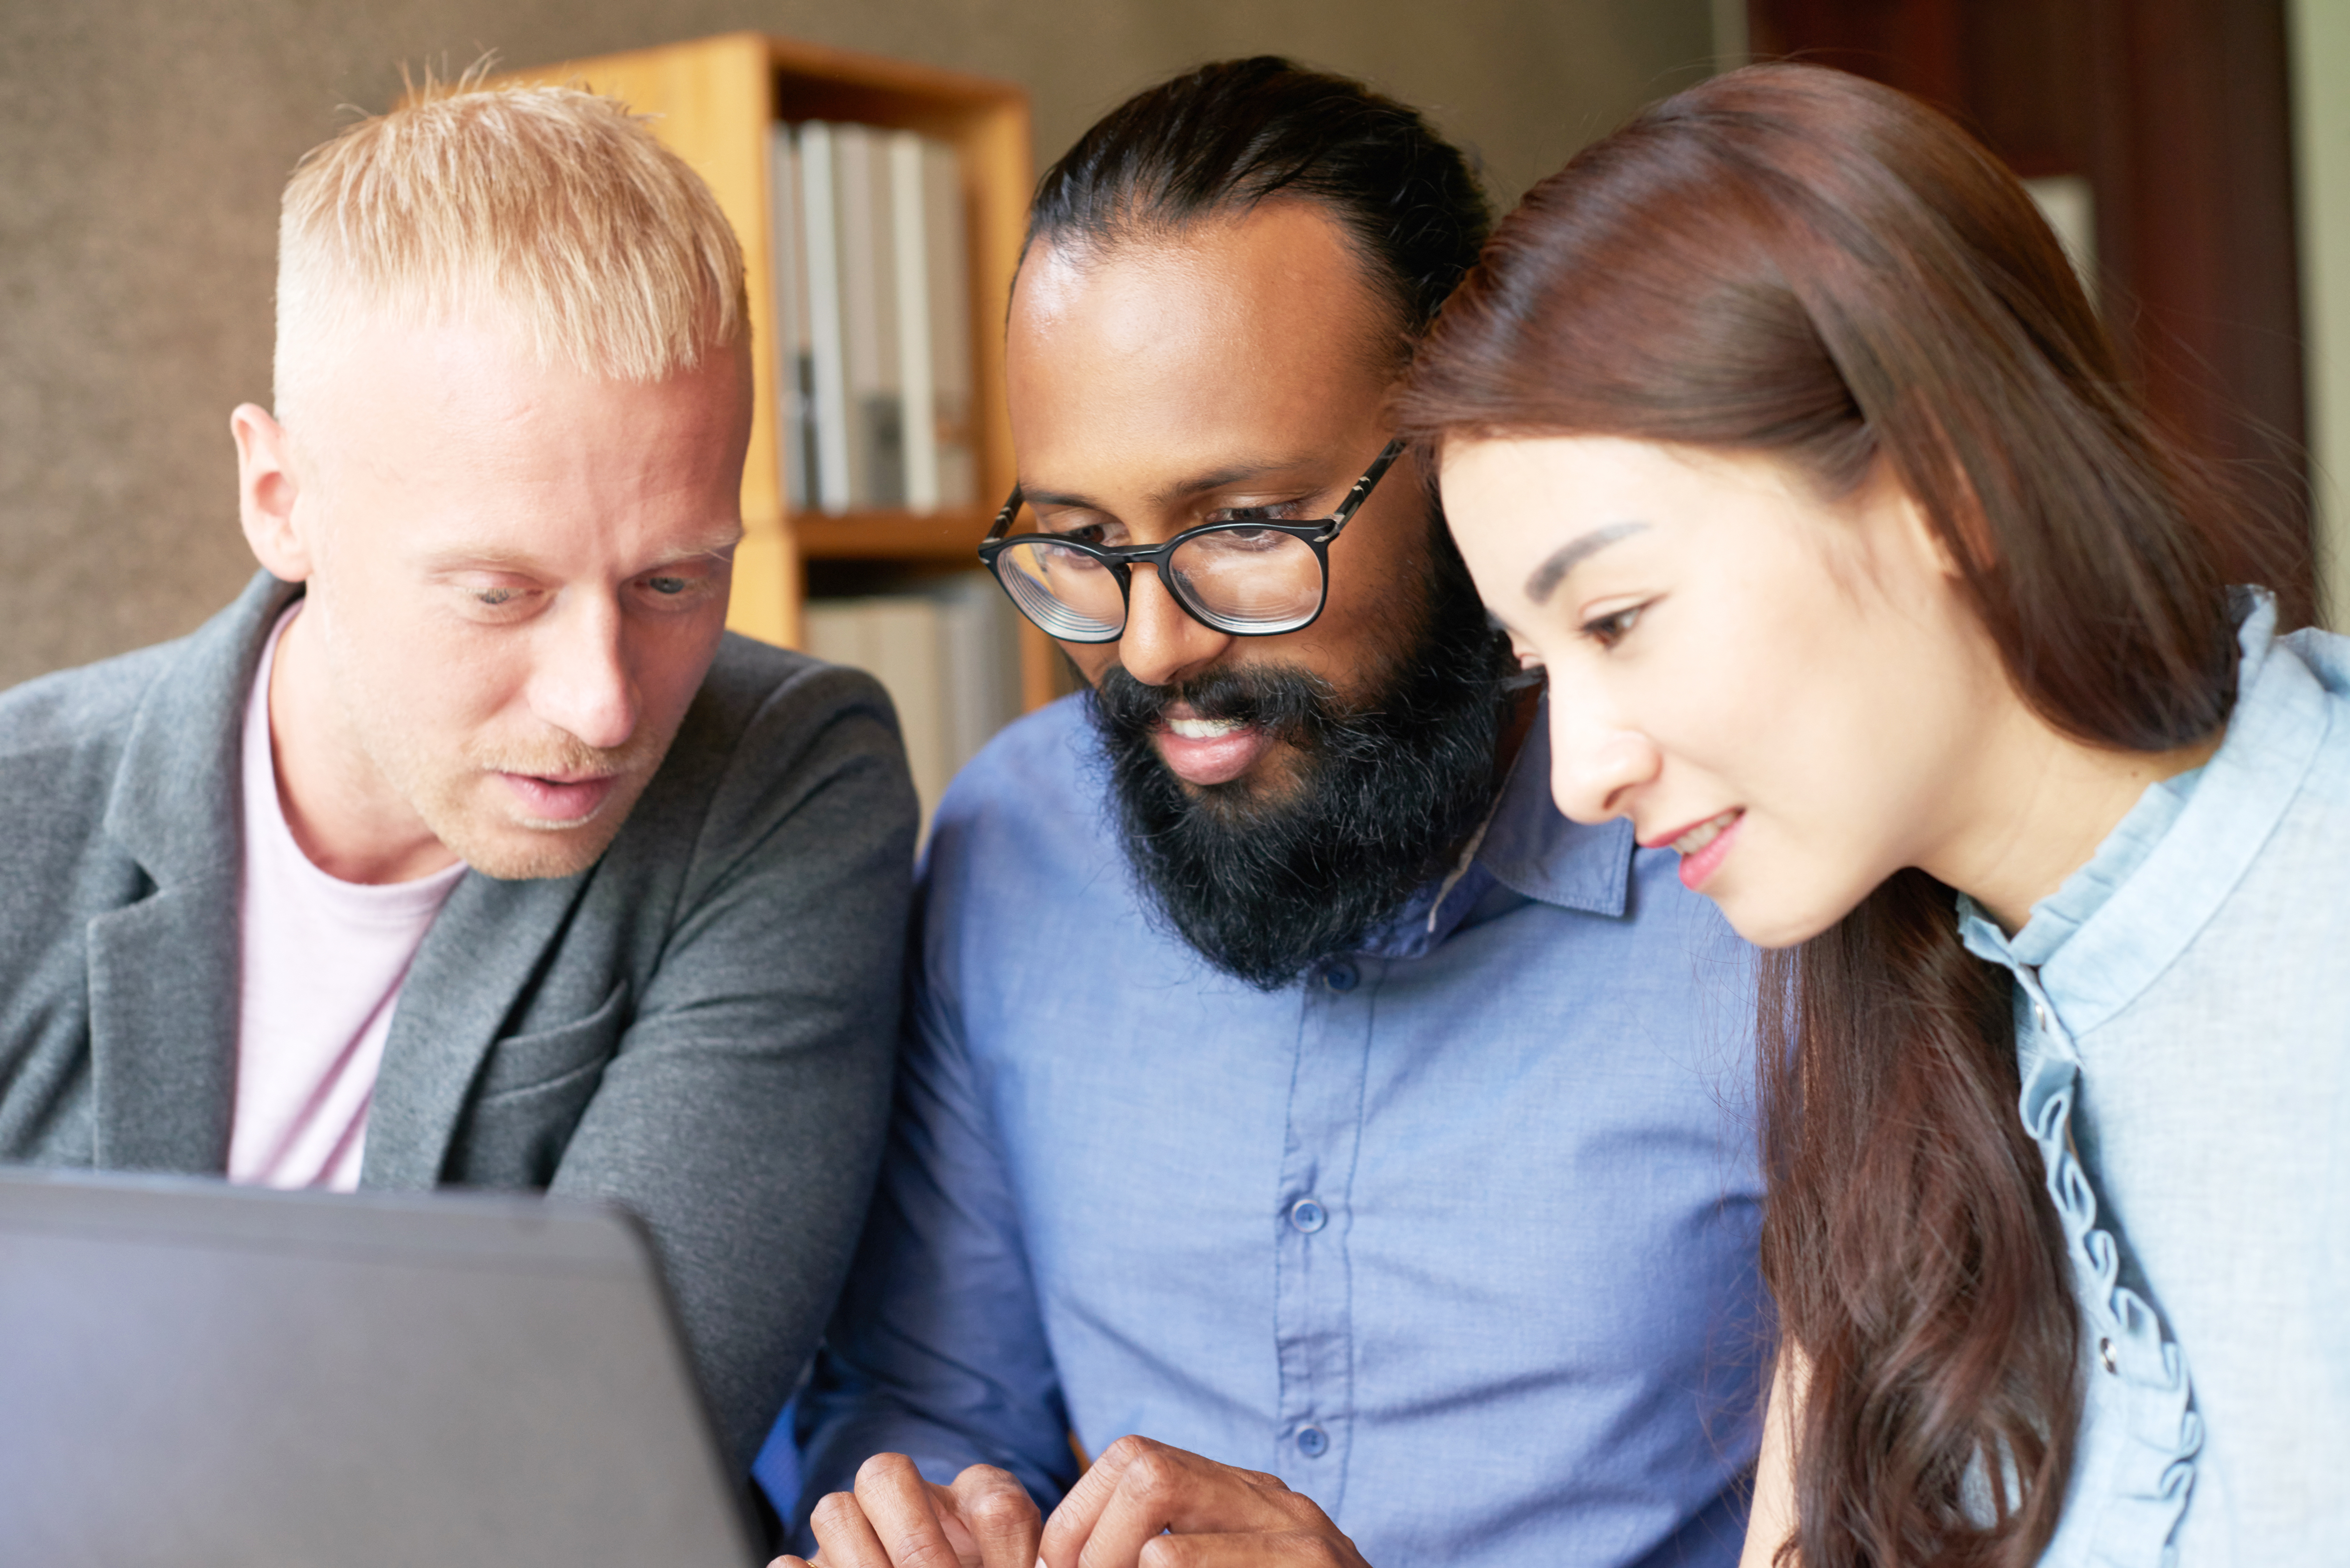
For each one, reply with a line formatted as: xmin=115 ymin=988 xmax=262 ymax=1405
xmin=1582 ymin=604 xmax=1645 ymax=648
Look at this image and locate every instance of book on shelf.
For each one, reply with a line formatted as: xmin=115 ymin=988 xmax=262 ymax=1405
xmin=833 ymin=124 xmax=902 ymax=508
xmin=793 ymin=120 xmax=854 ymax=515
xmin=773 ymin=120 xmax=978 ymax=517
xmin=802 ymin=571 xmax=1026 ymax=835
xmin=767 ymin=125 xmax=819 ymax=514
xmin=898 ymin=131 xmax=978 ymax=511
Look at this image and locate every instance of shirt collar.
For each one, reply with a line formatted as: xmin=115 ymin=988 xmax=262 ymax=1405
xmin=1961 ymin=590 xmax=2331 ymax=1031
xmin=1345 ymin=692 xmax=1637 ymax=963
xmin=1475 ymin=692 xmax=1637 ymax=917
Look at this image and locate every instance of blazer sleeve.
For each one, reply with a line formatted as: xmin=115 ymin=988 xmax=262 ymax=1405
xmin=544 ymin=662 xmax=917 ymax=1474
xmin=789 ymin=858 xmax=1081 ymax=1527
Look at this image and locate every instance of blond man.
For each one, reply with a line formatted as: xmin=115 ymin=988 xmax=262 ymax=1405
xmin=0 ymin=83 xmax=916 ymax=1474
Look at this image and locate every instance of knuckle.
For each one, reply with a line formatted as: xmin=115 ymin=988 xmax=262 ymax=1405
xmin=967 ymin=1483 xmax=1036 ymax=1530
xmin=810 ymin=1490 xmax=863 ymax=1533
xmin=1123 ymin=1449 xmax=1184 ymax=1504
xmin=1097 ymin=1433 xmax=1155 ymax=1468
xmin=955 ymin=1461 xmax=1018 ymax=1496
xmin=892 ymin=1536 xmax=962 ymax=1568
xmin=856 ymin=1451 xmax=920 ymax=1490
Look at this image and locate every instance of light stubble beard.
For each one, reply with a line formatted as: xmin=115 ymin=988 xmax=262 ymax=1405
xmin=366 ymin=722 xmax=668 ymax=881
xmin=321 ymin=634 xmax=676 ymax=882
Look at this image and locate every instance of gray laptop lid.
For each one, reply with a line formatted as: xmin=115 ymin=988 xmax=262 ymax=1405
xmin=0 ymin=1168 xmax=759 ymax=1568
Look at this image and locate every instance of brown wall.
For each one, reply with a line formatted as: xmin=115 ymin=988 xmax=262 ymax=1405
xmin=0 ymin=0 xmax=1714 ymax=686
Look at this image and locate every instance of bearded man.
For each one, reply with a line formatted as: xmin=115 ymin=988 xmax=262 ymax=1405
xmin=786 ymin=59 xmax=1767 ymax=1568
xmin=0 ymin=82 xmax=915 ymax=1475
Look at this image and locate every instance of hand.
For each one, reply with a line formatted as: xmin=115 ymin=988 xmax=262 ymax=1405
xmin=1039 ymin=1435 xmax=1371 ymax=1568
xmin=769 ymin=1453 xmax=1041 ymax=1568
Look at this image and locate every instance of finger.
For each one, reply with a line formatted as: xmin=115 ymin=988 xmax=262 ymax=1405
xmin=1136 ymin=1533 xmax=1364 ymax=1568
xmin=1042 ymin=1433 xmax=1173 ymax=1568
xmin=767 ymin=1557 xmax=811 ymax=1568
xmin=1038 ymin=1438 xmax=1127 ymax=1568
xmin=855 ymin=1451 xmax=978 ymax=1568
xmin=1057 ymin=1440 xmax=1302 ymax=1568
xmin=807 ymin=1488 xmax=896 ymax=1568
xmin=948 ymin=1463 xmax=1043 ymax=1568
xmin=1043 ymin=1435 xmax=1285 ymax=1565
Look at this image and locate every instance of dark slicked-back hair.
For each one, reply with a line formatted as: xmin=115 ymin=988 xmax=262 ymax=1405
xmin=1024 ymin=56 xmax=1490 ymax=359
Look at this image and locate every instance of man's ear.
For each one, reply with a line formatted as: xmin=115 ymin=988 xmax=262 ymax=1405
xmin=232 ymin=403 xmax=315 ymax=582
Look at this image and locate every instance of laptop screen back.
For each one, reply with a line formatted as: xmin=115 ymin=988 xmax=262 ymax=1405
xmin=0 ymin=1169 xmax=758 ymax=1568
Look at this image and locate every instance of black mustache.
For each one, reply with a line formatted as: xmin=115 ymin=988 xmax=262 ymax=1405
xmin=1090 ymin=661 xmax=1334 ymax=752
xmin=1083 ymin=564 xmax=1514 ymax=989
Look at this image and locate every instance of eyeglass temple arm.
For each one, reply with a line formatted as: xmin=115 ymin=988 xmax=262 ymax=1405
xmin=988 ymin=438 xmax=1407 ymax=547
xmin=985 ymin=486 xmax=1026 ymax=544
xmin=1322 ymin=439 xmax=1410 ymax=540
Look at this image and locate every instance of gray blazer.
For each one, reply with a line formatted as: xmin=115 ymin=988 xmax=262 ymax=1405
xmin=0 ymin=571 xmax=918 ymax=1470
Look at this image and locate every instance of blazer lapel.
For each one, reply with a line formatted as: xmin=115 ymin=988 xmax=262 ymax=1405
xmin=87 ymin=887 xmax=240 ymax=1170
xmin=360 ymin=869 xmax=590 ymax=1190
xmin=90 ymin=572 xmax=299 ymax=1172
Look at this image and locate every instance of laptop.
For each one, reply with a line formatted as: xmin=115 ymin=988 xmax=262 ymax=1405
xmin=0 ymin=1167 xmax=762 ymax=1568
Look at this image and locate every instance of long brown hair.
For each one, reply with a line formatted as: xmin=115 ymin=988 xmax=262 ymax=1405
xmin=1397 ymin=64 xmax=2286 ymax=1567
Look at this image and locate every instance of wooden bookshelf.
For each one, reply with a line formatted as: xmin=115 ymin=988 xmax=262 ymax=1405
xmin=489 ymin=34 xmax=1065 ymax=710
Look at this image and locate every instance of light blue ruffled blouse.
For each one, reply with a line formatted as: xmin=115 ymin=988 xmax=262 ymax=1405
xmin=1956 ymin=593 xmax=2350 ymax=1566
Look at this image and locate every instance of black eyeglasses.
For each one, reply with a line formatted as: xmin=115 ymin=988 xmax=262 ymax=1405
xmin=977 ymin=440 xmax=1406 ymax=643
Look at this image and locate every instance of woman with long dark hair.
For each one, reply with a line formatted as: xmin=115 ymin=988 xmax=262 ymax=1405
xmin=1398 ymin=63 xmax=2344 ymax=1568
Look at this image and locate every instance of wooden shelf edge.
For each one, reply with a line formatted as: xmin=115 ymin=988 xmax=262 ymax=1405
xmin=794 ymin=508 xmax=992 ymax=561
xmin=764 ymin=34 xmax=1026 ymax=107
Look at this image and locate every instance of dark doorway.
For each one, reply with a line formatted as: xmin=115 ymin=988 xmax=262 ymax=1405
xmin=1748 ymin=0 xmax=2314 ymax=621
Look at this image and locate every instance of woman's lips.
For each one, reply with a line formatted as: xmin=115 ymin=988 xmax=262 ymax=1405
xmin=499 ymin=771 xmax=620 ymax=824
xmin=1645 ymin=808 xmax=1745 ymax=892
xmin=1153 ymin=711 xmax=1274 ymax=787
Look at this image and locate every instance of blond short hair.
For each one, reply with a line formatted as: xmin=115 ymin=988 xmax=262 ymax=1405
xmin=274 ymin=77 xmax=748 ymax=420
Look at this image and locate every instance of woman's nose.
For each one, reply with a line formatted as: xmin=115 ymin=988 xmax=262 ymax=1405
xmin=1547 ymin=702 xmax=1661 ymax=825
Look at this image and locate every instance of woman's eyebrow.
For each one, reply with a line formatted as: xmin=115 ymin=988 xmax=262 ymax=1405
xmin=1525 ymin=521 xmax=1648 ymax=603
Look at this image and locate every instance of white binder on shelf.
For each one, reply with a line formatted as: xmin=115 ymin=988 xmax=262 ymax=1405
xmin=796 ymin=121 xmax=852 ymax=516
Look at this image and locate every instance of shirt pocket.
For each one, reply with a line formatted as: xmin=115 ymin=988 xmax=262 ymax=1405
xmin=473 ymin=982 xmax=629 ymax=1102
xmin=452 ymin=983 xmax=630 ymax=1188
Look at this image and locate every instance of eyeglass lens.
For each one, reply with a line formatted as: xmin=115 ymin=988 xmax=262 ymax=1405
xmin=993 ymin=517 xmax=1325 ymax=639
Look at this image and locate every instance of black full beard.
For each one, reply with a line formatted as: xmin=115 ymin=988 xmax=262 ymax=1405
xmin=1088 ymin=543 xmax=1513 ymax=990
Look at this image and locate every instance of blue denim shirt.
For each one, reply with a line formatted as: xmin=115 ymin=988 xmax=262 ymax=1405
xmin=794 ymin=694 xmax=1767 ymax=1568
xmin=1958 ymin=596 xmax=2350 ymax=1565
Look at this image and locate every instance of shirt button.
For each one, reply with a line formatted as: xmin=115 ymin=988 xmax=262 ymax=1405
xmin=2099 ymin=1337 xmax=2117 ymax=1374
xmin=1296 ymin=1425 xmax=1329 ymax=1458
xmin=2034 ymin=1002 xmax=2051 ymax=1032
xmin=1289 ymin=1198 xmax=1327 ymax=1233
xmin=1324 ymin=962 xmax=1358 ymax=992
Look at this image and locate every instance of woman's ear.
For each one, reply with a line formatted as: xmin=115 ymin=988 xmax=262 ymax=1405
xmin=231 ymin=403 xmax=315 ymax=582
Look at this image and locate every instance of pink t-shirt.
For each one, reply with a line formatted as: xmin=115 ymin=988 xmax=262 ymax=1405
xmin=228 ymin=608 xmax=464 ymax=1191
